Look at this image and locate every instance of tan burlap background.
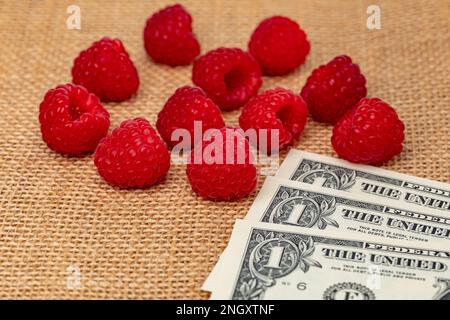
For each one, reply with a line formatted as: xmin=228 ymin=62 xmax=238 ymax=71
xmin=0 ymin=0 xmax=448 ymax=299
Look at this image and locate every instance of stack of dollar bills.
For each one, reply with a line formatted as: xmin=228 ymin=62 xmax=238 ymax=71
xmin=202 ymin=150 xmax=450 ymax=300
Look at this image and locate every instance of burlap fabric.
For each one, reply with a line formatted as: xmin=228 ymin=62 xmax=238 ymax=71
xmin=0 ymin=0 xmax=448 ymax=299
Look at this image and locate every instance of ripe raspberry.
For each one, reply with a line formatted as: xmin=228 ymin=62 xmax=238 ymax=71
xmin=72 ymin=37 xmax=139 ymax=102
xmin=248 ymin=16 xmax=310 ymax=76
xmin=156 ymin=86 xmax=225 ymax=149
xmin=39 ymin=84 xmax=110 ymax=155
xmin=332 ymin=98 xmax=405 ymax=165
xmin=144 ymin=4 xmax=200 ymax=66
xmin=192 ymin=48 xmax=262 ymax=110
xmin=301 ymin=55 xmax=367 ymax=123
xmin=94 ymin=118 xmax=170 ymax=188
xmin=187 ymin=127 xmax=257 ymax=201
xmin=239 ymin=88 xmax=308 ymax=153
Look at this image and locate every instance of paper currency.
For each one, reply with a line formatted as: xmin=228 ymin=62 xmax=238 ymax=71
xmin=203 ymin=151 xmax=450 ymax=298
xmin=203 ymin=176 xmax=450 ymax=291
xmin=247 ymin=177 xmax=450 ymax=244
xmin=202 ymin=252 xmax=226 ymax=291
xmin=275 ymin=150 xmax=450 ymax=213
xmin=211 ymin=220 xmax=450 ymax=300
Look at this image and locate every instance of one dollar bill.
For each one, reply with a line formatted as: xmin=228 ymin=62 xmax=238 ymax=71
xmin=203 ymin=176 xmax=450 ymax=292
xmin=276 ymin=150 xmax=450 ymax=213
xmin=247 ymin=177 xmax=450 ymax=245
xmin=211 ymin=220 xmax=450 ymax=300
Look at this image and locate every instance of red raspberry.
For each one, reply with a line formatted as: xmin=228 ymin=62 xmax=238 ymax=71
xmin=94 ymin=118 xmax=170 ymax=188
xmin=156 ymin=86 xmax=225 ymax=149
xmin=239 ymin=88 xmax=308 ymax=153
xmin=332 ymin=98 xmax=405 ymax=165
xmin=187 ymin=127 xmax=257 ymax=201
xmin=192 ymin=48 xmax=262 ymax=110
xmin=72 ymin=37 xmax=139 ymax=102
xmin=249 ymin=16 xmax=310 ymax=76
xmin=301 ymin=55 xmax=367 ymax=123
xmin=39 ymin=84 xmax=110 ymax=155
xmin=144 ymin=4 xmax=200 ymax=66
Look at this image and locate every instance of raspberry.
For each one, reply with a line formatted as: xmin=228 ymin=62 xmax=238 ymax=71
xmin=239 ymin=88 xmax=308 ymax=153
xmin=332 ymin=98 xmax=405 ymax=165
xmin=94 ymin=118 xmax=170 ymax=188
xmin=156 ymin=86 xmax=225 ymax=149
xmin=72 ymin=37 xmax=139 ymax=102
xmin=144 ymin=4 xmax=200 ymax=66
xmin=187 ymin=127 xmax=257 ymax=201
xmin=39 ymin=84 xmax=110 ymax=155
xmin=248 ymin=16 xmax=310 ymax=76
xmin=192 ymin=48 xmax=262 ymax=110
xmin=301 ymin=55 xmax=367 ymax=123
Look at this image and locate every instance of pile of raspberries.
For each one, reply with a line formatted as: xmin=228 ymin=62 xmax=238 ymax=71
xmin=39 ymin=4 xmax=405 ymax=201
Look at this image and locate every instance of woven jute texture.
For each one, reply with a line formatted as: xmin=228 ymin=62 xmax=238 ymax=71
xmin=0 ymin=0 xmax=449 ymax=299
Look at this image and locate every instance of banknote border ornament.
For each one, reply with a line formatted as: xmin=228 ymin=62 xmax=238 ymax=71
xmin=237 ymin=233 xmax=322 ymax=300
xmin=433 ymin=278 xmax=450 ymax=300
xmin=270 ymin=189 xmax=339 ymax=230
xmin=323 ymin=282 xmax=375 ymax=300
xmin=294 ymin=161 xmax=357 ymax=190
